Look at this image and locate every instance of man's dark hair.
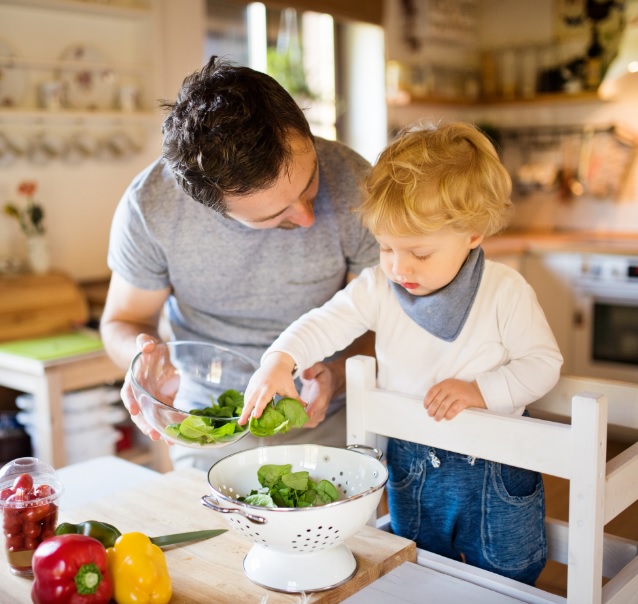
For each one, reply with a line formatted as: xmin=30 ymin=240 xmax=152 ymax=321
xmin=160 ymin=56 xmax=314 ymax=214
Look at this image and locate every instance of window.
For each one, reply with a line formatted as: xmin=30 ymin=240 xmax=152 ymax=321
xmin=206 ymin=0 xmax=386 ymax=161
xmin=206 ymin=1 xmax=335 ymax=138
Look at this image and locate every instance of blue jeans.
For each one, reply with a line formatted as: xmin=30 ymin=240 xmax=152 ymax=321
xmin=386 ymin=437 xmax=547 ymax=586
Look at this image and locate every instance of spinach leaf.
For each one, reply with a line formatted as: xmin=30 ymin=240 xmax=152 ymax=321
xmin=243 ymin=493 xmax=276 ymax=507
xmin=164 ymin=392 xmax=309 ymax=444
xmin=249 ymin=397 xmax=309 ymax=437
xmin=281 ymin=470 xmax=310 ymax=491
xmin=257 ymin=464 xmax=292 ymax=488
xmin=249 ymin=407 xmax=289 ymax=437
xmin=239 ymin=463 xmax=340 ymax=508
xmin=163 ymin=388 xmax=247 ymax=445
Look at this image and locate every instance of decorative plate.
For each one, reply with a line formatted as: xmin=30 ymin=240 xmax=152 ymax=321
xmin=0 ymin=40 xmax=27 ymax=108
xmin=59 ymin=44 xmax=117 ymax=110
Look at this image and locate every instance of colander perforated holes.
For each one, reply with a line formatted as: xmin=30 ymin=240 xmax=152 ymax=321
xmin=221 ymin=484 xmax=237 ymax=496
xmin=291 ymin=525 xmax=341 ymax=550
xmin=232 ymin=519 xmax=268 ymax=545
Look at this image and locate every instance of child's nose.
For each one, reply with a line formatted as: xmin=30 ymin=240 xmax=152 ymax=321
xmin=393 ymin=256 xmax=412 ymax=276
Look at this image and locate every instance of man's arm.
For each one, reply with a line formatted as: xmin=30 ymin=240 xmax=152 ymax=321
xmin=100 ymin=271 xmax=170 ymax=371
xmin=100 ymin=271 xmax=171 ymax=439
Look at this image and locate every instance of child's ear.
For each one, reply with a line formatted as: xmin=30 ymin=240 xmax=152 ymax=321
xmin=469 ymin=233 xmax=484 ymax=249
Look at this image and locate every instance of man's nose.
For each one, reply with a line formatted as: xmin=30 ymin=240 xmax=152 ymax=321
xmin=288 ymin=199 xmax=315 ymax=228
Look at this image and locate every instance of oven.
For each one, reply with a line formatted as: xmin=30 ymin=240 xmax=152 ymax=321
xmin=571 ymin=254 xmax=638 ymax=384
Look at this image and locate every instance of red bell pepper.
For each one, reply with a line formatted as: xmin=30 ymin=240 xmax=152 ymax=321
xmin=31 ymin=534 xmax=113 ymax=604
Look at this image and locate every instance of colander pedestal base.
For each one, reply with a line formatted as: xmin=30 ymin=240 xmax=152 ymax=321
xmin=243 ymin=543 xmax=357 ymax=593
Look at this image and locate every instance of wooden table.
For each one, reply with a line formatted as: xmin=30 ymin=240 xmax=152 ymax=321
xmin=0 ymin=467 xmax=416 ymax=603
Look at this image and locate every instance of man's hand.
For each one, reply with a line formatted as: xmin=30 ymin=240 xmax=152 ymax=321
xmin=298 ymin=361 xmax=338 ymax=428
xmin=123 ymin=334 xmax=167 ymax=441
xmin=424 ymin=379 xmax=486 ymax=422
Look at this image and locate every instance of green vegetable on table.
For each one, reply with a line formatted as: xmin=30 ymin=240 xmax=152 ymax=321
xmin=55 ymin=520 xmax=121 ymax=549
xmin=55 ymin=520 xmax=226 ymax=549
xmin=239 ymin=463 xmax=340 ymax=508
xmin=164 ymin=389 xmax=310 ymax=444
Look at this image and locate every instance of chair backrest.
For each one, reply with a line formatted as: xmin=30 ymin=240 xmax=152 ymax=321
xmin=346 ymin=355 xmax=638 ymax=604
xmin=528 ymin=375 xmax=638 ymax=443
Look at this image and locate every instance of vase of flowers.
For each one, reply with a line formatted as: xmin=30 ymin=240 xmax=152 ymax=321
xmin=4 ymin=181 xmax=50 ymax=274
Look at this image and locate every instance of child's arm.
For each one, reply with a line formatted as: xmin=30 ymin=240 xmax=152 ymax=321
xmin=424 ymin=379 xmax=486 ymax=421
xmin=239 ymin=351 xmax=299 ymax=424
xmin=240 ymin=269 xmax=378 ymax=426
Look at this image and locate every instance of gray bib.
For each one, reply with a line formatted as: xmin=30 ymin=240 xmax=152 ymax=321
xmin=390 ymin=247 xmax=485 ymax=342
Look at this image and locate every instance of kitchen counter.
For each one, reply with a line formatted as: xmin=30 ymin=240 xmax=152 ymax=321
xmin=484 ymin=230 xmax=638 ymax=257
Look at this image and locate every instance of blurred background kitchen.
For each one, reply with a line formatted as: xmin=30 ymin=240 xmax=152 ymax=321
xmin=0 ymin=0 xmax=637 ymax=476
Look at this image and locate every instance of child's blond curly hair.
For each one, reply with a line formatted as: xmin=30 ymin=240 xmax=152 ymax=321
xmin=358 ymin=122 xmax=513 ymax=237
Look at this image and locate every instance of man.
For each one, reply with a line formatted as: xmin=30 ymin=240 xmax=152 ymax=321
xmin=100 ymin=56 xmax=378 ymax=469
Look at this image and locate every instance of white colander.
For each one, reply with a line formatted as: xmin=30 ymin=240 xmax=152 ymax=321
xmin=201 ymin=443 xmax=387 ymax=593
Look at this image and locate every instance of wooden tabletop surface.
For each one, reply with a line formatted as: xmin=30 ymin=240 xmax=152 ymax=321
xmin=0 ymin=468 xmax=416 ymax=604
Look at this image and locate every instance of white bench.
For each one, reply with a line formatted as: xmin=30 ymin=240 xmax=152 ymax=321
xmin=346 ymin=355 xmax=638 ymax=604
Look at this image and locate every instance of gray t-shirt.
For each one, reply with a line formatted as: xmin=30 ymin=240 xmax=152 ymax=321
xmin=107 ymin=137 xmax=379 ymax=364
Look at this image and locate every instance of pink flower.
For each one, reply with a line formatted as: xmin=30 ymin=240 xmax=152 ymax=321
xmin=18 ymin=181 xmax=37 ymax=197
xmin=4 ymin=181 xmax=45 ymax=236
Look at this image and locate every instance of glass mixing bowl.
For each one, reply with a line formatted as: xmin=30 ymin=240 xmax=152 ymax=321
xmin=130 ymin=341 xmax=257 ymax=448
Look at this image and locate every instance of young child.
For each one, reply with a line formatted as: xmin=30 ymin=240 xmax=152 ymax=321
xmin=239 ymin=121 xmax=563 ymax=585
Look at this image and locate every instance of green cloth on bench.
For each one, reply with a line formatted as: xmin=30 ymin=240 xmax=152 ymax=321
xmin=0 ymin=332 xmax=104 ymax=361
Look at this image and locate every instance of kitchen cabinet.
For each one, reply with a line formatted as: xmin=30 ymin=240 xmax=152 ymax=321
xmin=0 ymin=0 xmax=162 ymax=157
xmin=485 ymin=251 xmax=524 ymax=273
xmin=520 ymin=251 xmax=583 ymax=374
xmin=483 ymin=233 xmax=638 ymax=382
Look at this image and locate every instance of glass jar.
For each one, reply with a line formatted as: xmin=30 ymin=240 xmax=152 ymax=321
xmin=0 ymin=457 xmax=62 ymax=576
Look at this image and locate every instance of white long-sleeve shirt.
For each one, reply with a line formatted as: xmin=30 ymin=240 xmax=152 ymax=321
xmin=265 ymin=261 xmax=563 ymax=414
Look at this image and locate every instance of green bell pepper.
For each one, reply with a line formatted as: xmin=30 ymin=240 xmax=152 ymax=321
xmin=55 ymin=520 xmax=226 ymax=550
xmin=55 ymin=521 xmax=122 ymax=549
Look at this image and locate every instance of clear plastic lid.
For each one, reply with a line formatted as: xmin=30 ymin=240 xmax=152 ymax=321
xmin=0 ymin=457 xmax=63 ymax=507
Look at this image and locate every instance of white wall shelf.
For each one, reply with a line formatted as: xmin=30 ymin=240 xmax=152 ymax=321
xmin=1 ymin=0 xmax=151 ymax=19
xmin=0 ymin=108 xmax=159 ymax=124
xmin=0 ymin=55 xmax=153 ymax=76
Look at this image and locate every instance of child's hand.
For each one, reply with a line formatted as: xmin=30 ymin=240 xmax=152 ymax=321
xmin=424 ymin=379 xmax=486 ymax=421
xmin=239 ymin=352 xmax=300 ymax=425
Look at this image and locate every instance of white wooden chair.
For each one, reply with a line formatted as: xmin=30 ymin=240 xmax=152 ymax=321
xmin=346 ymin=355 xmax=638 ymax=604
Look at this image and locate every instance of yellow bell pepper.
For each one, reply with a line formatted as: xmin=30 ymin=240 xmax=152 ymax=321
xmin=106 ymin=532 xmax=172 ymax=604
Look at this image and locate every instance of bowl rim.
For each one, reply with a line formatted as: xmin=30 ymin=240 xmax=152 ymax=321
xmin=129 ymin=340 xmax=258 ymax=416
xmin=206 ymin=443 xmax=389 ymax=513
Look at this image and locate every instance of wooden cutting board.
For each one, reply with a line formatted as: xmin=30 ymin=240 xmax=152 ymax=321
xmin=0 ymin=468 xmax=416 ymax=603
xmin=0 ymin=271 xmax=88 ymax=342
